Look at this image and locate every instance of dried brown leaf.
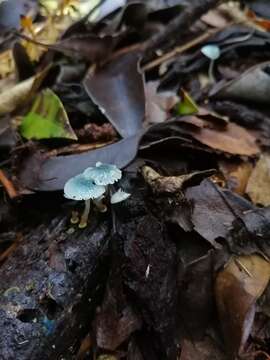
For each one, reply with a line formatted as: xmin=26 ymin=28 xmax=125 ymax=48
xmin=142 ymin=166 xmax=215 ymax=193
xmin=219 ymin=160 xmax=253 ymax=195
xmin=215 ymin=255 xmax=270 ymax=358
xmin=246 ymin=154 xmax=270 ymax=206
xmin=185 ymin=179 xmax=254 ymax=248
xmin=191 ymin=122 xmax=259 ymax=156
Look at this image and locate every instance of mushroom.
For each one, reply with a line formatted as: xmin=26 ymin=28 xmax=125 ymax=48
xmin=83 ymin=162 xmax=122 ymax=185
xmin=110 ymin=189 xmax=131 ymax=204
xmin=83 ymin=162 xmax=122 ymax=212
xmin=201 ymin=44 xmax=221 ymax=83
xmin=70 ymin=210 xmax=79 ymax=224
xmin=64 ymin=174 xmax=105 ymax=228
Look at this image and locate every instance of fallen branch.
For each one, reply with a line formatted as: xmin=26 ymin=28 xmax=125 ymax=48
xmin=143 ymin=0 xmax=222 ymax=55
xmin=0 ymin=169 xmax=18 ymax=199
xmin=142 ymin=29 xmax=216 ymax=72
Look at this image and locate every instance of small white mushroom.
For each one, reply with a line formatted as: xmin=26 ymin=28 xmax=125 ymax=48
xmin=110 ymin=189 xmax=131 ymax=204
xmin=201 ymin=44 xmax=221 ymax=83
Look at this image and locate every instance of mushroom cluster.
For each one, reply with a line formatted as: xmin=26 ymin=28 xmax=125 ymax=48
xmin=64 ymin=162 xmax=130 ymax=228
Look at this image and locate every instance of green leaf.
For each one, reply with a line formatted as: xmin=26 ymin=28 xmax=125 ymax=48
xmin=20 ymin=88 xmax=77 ymax=140
xmin=177 ymin=89 xmax=199 ymax=115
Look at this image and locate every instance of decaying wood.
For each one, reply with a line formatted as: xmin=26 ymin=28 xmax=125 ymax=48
xmin=0 ymin=173 xmax=182 ymax=359
xmin=0 ymin=212 xmax=110 ymax=359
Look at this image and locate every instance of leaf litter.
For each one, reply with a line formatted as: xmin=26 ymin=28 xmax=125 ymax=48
xmin=2 ymin=1 xmax=270 ymax=359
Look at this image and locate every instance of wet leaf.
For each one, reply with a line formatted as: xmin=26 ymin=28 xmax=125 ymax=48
xmin=215 ymin=254 xmax=270 ymax=358
xmin=179 ymin=116 xmax=260 ymax=156
xmin=0 ymin=0 xmax=32 ymax=30
xmin=227 ymin=206 xmax=270 ymax=258
xmin=185 ymin=179 xmax=254 ymax=248
xmin=19 ymin=134 xmax=141 ymax=191
xmin=247 ymin=0 xmax=270 ymax=19
xmin=0 ymin=116 xmax=17 ymax=149
xmin=0 ymin=77 xmax=34 ymax=115
xmin=12 ymin=42 xmax=34 ymax=81
xmin=20 ymin=88 xmax=77 ymax=140
xmin=211 ymin=61 xmax=270 ymax=104
xmin=0 ymin=68 xmax=48 ymax=115
xmin=246 ymin=154 xmax=270 ymax=206
xmin=84 ymin=51 xmax=145 ymax=138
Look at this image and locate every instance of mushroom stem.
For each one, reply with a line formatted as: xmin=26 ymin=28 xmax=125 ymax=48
xmin=208 ymin=59 xmax=215 ymax=83
xmin=93 ymin=198 xmax=107 ymax=213
xmin=79 ymin=199 xmax=91 ymax=228
xmin=70 ymin=211 xmax=79 ymax=224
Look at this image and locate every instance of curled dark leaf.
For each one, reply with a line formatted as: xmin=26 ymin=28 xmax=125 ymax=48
xmin=19 ymin=134 xmax=141 ymax=191
xmin=83 ymin=51 xmax=145 ymax=138
xmin=185 ymin=179 xmax=254 ymax=248
xmin=211 ymin=61 xmax=270 ymax=104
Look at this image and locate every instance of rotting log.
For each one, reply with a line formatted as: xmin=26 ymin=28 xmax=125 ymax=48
xmin=0 ymin=213 xmax=110 ymax=360
xmin=0 ymin=172 xmax=180 ymax=360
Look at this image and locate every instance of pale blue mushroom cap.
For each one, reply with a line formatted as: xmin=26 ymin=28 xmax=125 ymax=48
xmin=201 ymin=44 xmax=221 ymax=60
xmin=64 ymin=174 xmax=106 ymax=201
xmin=83 ymin=162 xmax=122 ymax=186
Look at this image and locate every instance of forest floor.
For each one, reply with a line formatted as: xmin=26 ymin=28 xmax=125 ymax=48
xmin=1 ymin=0 xmax=270 ymax=359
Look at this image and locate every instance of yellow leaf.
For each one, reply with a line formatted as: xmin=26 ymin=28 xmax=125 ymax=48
xmin=0 ymin=50 xmax=14 ymax=78
xmin=20 ymin=15 xmax=34 ymax=34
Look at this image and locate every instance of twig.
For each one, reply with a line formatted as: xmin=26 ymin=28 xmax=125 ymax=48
xmin=142 ymin=0 xmax=223 ymax=55
xmin=14 ymin=32 xmax=53 ymax=49
xmin=142 ymin=29 xmax=216 ymax=71
xmin=234 ymin=258 xmax=253 ymax=278
xmin=0 ymin=169 xmax=18 ymax=199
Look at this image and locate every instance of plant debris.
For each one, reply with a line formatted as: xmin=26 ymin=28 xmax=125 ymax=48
xmin=1 ymin=0 xmax=270 ymax=359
